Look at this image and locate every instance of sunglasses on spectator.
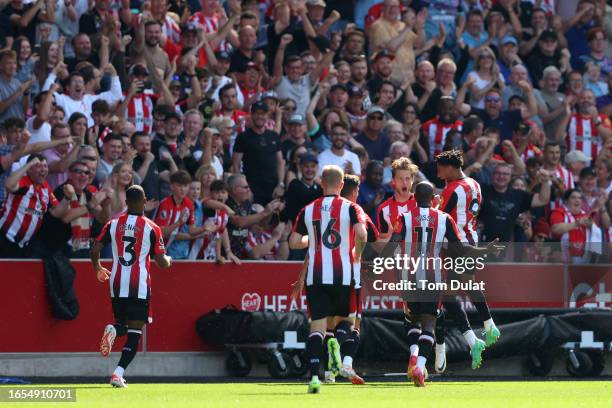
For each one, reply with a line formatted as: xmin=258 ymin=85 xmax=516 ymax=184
xmin=368 ymin=115 xmax=384 ymax=121
xmin=485 ymin=96 xmax=501 ymax=103
xmin=479 ymin=54 xmax=493 ymax=59
xmin=71 ymin=168 xmax=91 ymax=176
xmin=80 ymin=155 xmax=97 ymax=161
xmin=283 ymin=106 xmax=297 ymax=112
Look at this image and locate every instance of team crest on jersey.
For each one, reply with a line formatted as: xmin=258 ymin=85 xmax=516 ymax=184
xmin=160 ymin=210 xmax=167 ymax=219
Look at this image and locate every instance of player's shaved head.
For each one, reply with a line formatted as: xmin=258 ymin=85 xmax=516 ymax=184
xmin=321 ymin=165 xmax=345 ymax=192
xmin=126 ymin=185 xmax=147 ymax=213
xmin=414 ymin=182 xmax=434 ymax=206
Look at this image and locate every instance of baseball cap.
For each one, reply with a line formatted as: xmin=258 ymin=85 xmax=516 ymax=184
xmin=181 ymin=23 xmax=198 ymax=33
xmin=501 ymin=35 xmax=518 ymax=46
xmin=288 ymin=113 xmax=305 ymax=125
xmin=129 ymin=64 xmax=149 ymax=77
xmin=164 ymin=111 xmax=182 ymax=122
xmin=514 ymin=122 xmax=530 ymax=135
xmin=215 ymin=50 xmax=231 ymax=61
xmin=539 ymin=29 xmax=557 ymax=42
xmin=169 ymin=79 xmax=182 ymax=88
xmin=579 ymin=167 xmax=596 ymax=178
xmin=367 ymin=105 xmax=385 ymax=116
xmin=565 ymin=150 xmax=590 ymax=164
xmin=251 ymin=101 xmax=269 ymax=113
xmin=299 ymin=153 xmax=319 ymax=165
xmin=348 ymin=85 xmax=365 ymax=97
xmin=373 ymin=49 xmax=395 ymax=62
xmin=245 ymin=61 xmax=259 ymax=71
xmin=262 ymin=90 xmax=278 ymax=100
xmin=330 ymin=83 xmax=348 ymax=93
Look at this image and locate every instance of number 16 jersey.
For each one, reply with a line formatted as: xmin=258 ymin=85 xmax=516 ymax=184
xmin=293 ymin=195 xmax=361 ymax=287
xmin=96 ymin=213 xmax=166 ymax=299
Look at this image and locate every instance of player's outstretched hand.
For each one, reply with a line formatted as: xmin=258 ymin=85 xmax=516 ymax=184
xmin=485 ymin=238 xmax=505 ymax=257
xmin=96 ymin=267 xmax=111 ymax=282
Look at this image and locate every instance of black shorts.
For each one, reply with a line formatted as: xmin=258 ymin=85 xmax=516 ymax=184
xmin=306 ymin=285 xmax=351 ymax=321
xmin=111 ymin=298 xmax=150 ymax=324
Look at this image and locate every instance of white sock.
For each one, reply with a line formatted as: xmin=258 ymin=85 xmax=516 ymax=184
xmin=342 ymin=356 xmax=353 ymax=367
xmin=416 ymin=356 xmax=427 ymax=369
xmin=113 ymin=366 xmax=125 ymax=377
xmin=410 ymin=344 xmax=419 ymax=357
xmin=436 ymin=342 xmax=445 ymax=353
xmin=483 ymin=318 xmax=494 ymax=331
xmin=463 ymin=330 xmax=477 ymax=348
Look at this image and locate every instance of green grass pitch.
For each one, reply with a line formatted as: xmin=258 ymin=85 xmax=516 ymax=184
xmin=1 ymin=381 xmax=611 ymax=407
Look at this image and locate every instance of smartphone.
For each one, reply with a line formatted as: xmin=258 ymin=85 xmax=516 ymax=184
xmin=143 ymin=80 xmax=153 ymax=90
xmin=32 ymin=45 xmax=41 ymax=54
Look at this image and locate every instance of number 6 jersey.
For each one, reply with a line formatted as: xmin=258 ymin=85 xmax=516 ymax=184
xmin=96 ymin=213 xmax=166 ymax=299
xmin=293 ymin=195 xmax=362 ymax=287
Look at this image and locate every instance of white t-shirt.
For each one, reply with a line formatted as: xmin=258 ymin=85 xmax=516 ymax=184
xmin=317 ymin=148 xmax=361 ymax=176
xmin=26 ymin=116 xmax=51 ymax=144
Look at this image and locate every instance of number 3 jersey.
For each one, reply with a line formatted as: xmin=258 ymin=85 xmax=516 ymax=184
xmin=96 ymin=213 xmax=166 ymax=299
xmin=293 ymin=195 xmax=362 ymax=287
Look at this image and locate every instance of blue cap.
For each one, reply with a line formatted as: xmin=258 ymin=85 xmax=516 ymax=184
xmin=502 ymin=35 xmax=518 ymax=46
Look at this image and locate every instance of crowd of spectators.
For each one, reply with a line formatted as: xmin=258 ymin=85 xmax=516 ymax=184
xmin=0 ymin=0 xmax=611 ymax=263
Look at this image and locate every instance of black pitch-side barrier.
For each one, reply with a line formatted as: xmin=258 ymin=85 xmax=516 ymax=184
xmin=196 ymin=308 xmax=611 ymax=378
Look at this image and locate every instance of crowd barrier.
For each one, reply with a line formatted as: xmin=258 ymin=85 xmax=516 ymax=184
xmin=0 ymin=260 xmax=609 ymax=353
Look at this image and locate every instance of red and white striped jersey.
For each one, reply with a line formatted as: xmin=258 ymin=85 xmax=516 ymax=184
xmin=96 ymin=213 xmax=166 ymax=299
xmin=155 ymin=196 xmax=195 ymax=247
xmin=566 ymin=113 xmax=610 ymax=161
xmin=246 ymin=230 xmax=277 ymax=260
xmin=548 ymin=164 xmax=575 ymax=211
xmin=394 ymin=206 xmax=463 ymax=285
xmin=422 ymin=118 xmax=463 ymax=160
xmin=440 ymin=177 xmax=482 ymax=244
xmin=189 ymin=209 xmax=229 ymax=260
xmin=0 ymin=176 xmax=58 ymax=248
xmin=512 ymin=143 xmax=542 ymax=162
xmin=293 ymin=195 xmax=360 ymax=286
xmin=126 ymin=93 xmax=156 ymax=134
xmin=376 ymin=195 xmax=417 ymax=234
xmin=550 ymin=207 xmax=590 ymax=257
xmin=189 ymin=12 xmax=231 ymax=52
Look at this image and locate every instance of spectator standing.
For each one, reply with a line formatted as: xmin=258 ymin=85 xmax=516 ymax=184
xmin=479 ymin=162 xmax=551 ymax=242
xmin=357 ymin=160 xmax=391 ymax=220
xmin=31 ymin=160 xmax=111 ymax=257
xmin=0 ymin=50 xmax=35 ymax=125
xmin=0 ymin=155 xmax=70 ymax=257
xmin=355 ymin=106 xmax=391 ymax=162
xmin=43 ymin=123 xmax=83 ymax=190
xmin=367 ymin=0 xmax=425 ymax=85
xmin=317 ymin=122 xmax=361 ymax=177
xmin=232 ymin=101 xmax=284 ymax=205
xmin=225 ymin=174 xmax=283 ymax=259
xmin=155 ymin=170 xmax=199 ymax=260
